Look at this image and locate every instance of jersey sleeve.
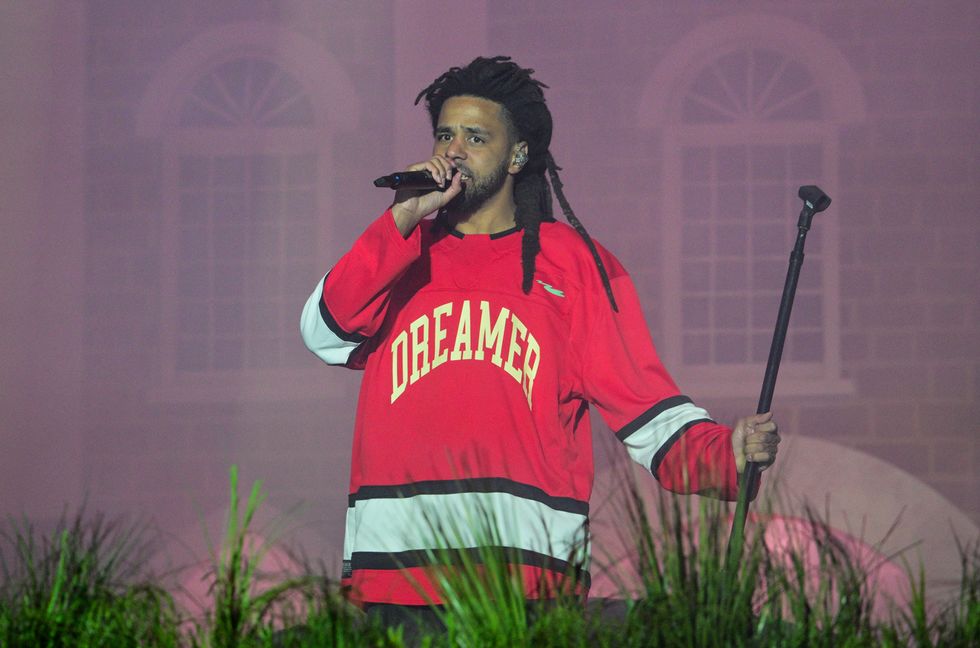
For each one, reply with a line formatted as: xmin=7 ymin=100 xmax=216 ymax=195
xmin=300 ymin=209 xmax=421 ymax=368
xmin=575 ymin=252 xmax=746 ymax=500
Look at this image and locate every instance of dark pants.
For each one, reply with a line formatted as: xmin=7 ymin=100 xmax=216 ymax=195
xmin=364 ymin=603 xmax=445 ymax=645
xmin=363 ymin=600 xmax=564 ymax=644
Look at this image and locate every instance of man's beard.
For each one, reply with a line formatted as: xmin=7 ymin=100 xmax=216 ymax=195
xmin=445 ymin=158 xmax=510 ymax=216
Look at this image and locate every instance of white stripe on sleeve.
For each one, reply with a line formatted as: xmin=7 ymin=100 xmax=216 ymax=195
xmin=622 ymin=401 xmax=712 ymax=472
xmin=300 ymin=274 xmax=362 ymax=366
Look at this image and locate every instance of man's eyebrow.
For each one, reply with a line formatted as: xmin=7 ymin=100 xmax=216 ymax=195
xmin=434 ymin=125 xmax=492 ymax=136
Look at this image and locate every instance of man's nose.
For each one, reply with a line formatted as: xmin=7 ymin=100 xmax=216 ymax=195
xmin=445 ymin=136 xmax=466 ymax=160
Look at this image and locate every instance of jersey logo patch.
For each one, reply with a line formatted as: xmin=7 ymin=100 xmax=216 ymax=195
xmin=536 ymin=279 xmax=565 ymax=298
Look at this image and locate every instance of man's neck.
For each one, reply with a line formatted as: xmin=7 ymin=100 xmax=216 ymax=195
xmin=448 ymin=188 xmax=517 ymax=235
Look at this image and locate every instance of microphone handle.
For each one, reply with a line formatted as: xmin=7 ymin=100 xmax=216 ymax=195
xmin=373 ymin=170 xmax=452 ymax=191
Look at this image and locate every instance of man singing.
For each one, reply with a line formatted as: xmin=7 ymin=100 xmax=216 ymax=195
xmin=301 ymin=56 xmax=779 ymax=625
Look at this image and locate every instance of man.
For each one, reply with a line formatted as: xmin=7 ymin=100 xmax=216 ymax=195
xmin=301 ymin=56 xmax=779 ymax=617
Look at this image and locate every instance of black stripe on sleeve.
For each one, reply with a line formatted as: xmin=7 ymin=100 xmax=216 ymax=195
xmin=348 ymin=477 xmax=589 ymax=516
xmin=615 ymin=395 xmax=694 ymax=442
xmin=318 ymin=287 xmax=367 ymax=344
xmin=351 ymin=547 xmax=590 ymax=587
xmin=649 ymin=418 xmax=714 ymax=478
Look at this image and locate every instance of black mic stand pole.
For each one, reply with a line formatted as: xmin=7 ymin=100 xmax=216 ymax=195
xmin=725 ymin=185 xmax=832 ymax=566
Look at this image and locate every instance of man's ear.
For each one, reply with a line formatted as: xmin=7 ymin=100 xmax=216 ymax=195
xmin=509 ymin=142 xmax=529 ymax=174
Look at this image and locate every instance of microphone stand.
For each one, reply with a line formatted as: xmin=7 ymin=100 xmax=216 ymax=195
xmin=725 ymin=185 xmax=832 ymax=566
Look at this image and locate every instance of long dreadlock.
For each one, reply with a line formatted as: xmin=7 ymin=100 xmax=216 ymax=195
xmin=415 ymin=56 xmax=618 ymax=312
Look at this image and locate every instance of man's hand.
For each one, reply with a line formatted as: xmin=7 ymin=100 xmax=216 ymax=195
xmin=732 ymin=412 xmax=780 ymax=473
xmin=390 ymin=155 xmax=464 ymax=237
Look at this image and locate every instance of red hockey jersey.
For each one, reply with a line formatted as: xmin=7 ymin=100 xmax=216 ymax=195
xmin=301 ymin=210 xmax=745 ymax=605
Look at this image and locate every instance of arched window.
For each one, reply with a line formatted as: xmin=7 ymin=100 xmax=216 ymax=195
xmin=640 ymin=16 xmax=864 ymax=396
xmin=137 ymin=23 xmax=358 ymax=400
xmin=170 ymin=57 xmax=317 ymax=374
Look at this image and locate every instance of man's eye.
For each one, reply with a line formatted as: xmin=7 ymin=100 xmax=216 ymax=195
xmin=469 ymin=136 xmax=485 ymax=144
xmin=436 ymin=133 xmax=451 ymax=142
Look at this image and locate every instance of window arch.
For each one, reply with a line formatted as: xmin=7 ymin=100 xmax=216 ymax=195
xmin=179 ymin=57 xmax=315 ymax=129
xmin=170 ymin=57 xmax=317 ymax=375
xmin=137 ymin=23 xmax=358 ymax=399
xmin=639 ymin=15 xmax=864 ymax=396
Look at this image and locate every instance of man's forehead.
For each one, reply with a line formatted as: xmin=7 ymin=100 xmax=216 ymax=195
xmin=436 ymin=95 xmax=508 ymax=131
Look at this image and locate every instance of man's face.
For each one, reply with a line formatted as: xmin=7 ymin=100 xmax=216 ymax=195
xmin=432 ymin=95 xmax=517 ymax=215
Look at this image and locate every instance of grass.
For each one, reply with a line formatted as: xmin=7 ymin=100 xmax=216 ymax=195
xmin=1 ymin=468 xmax=976 ymax=647
xmin=0 ymin=506 xmax=180 ymax=647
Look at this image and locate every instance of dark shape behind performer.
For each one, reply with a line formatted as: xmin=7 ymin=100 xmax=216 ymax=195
xmin=300 ymin=55 xmax=780 ymax=620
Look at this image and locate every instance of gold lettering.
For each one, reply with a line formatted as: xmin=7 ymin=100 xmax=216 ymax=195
xmin=522 ymin=333 xmax=540 ymax=409
xmin=390 ymin=330 xmax=409 ymax=403
xmin=504 ymin=313 xmax=527 ymax=382
xmin=475 ymin=301 xmax=509 ymax=366
xmin=431 ymin=302 xmax=452 ymax=369
xmin=409 ymin=314 xmax=430 ymax=383
xmin=393 ymin=301 xmax=541 ymax=409
xmin=450 ymin=300 xmax=472 ymax=361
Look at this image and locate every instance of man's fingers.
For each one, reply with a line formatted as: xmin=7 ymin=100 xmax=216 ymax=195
xmin=733 ymin=412 xmax=780 ymax=472
xmin=746 ymin=412 xmax=778 ymax=436
xmin=744 ymin=433 xmax=780 ymax=451
xmin=419 ymin=161 xmax=443 ymax=186
xmin=744 ymin=440 xmax=779 ymax=454
xmin=749 ymin=411 xmax=773 ymax=427
xmin=407 ymin=156 xmax=455 ymax=186
xmin=426 ymin=159 xmax=450 ymax=186
xmin=442 ymin=171 xmax=463 ymax=198
xmin=743 ymin=418 xmax=779 ymax=469
xmin=747 ymin=424 xmax=778 ymax=440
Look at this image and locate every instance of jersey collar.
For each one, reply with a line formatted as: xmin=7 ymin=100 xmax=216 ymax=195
xmin=436 ymin=212 xmax=523 ymax=239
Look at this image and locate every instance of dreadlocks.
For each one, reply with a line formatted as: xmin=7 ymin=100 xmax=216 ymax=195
xmin=415 ymin=56 xmax=618 ymax=312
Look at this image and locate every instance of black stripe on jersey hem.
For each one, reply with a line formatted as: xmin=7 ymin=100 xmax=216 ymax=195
xmin=348 ymin=477 xmax=588 ymax=516
xmin=350 ymin=547 xmax=590 ymax=587
xmin=649 ymin=418 xmax=714 ymax=477
xmin=615 ymin=395 xmax=694 ymax=442
xmin=318 ymin=282 xmax=366 ymax=343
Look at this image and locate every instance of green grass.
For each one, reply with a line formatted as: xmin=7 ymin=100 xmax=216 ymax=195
xmin=1 ymin=469 xmax=976 ymax=647
xmin=185 ymin=466 xmax=397 ymax=648
xmin=0 ymin=507 xmax=180 ymax=647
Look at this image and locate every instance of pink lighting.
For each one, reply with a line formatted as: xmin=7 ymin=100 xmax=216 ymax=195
xmin=0 ymin=1 xmax=976 ymax=630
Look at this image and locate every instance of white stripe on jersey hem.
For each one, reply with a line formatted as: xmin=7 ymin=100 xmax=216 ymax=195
xmin=622 ymin=401 xmax=712 ymax=473
xmin=342 ymin=491 xmax=589 ymax=569
xmin=300 ymin=274 xmax=361 ymax=365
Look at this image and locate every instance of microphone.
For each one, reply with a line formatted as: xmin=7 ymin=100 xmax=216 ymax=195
xmin=373 ymin=169 xmax=453 ymax=191
xmin=798 ymin=185 xmax=831 ymax=214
